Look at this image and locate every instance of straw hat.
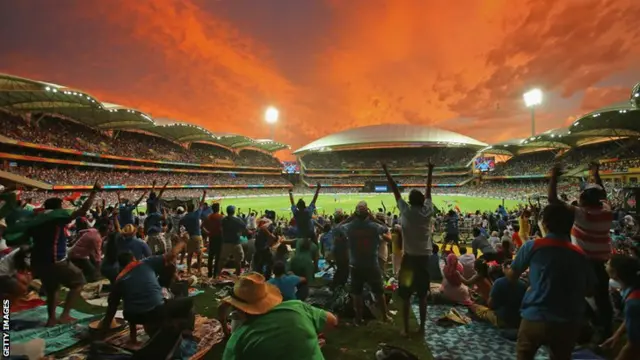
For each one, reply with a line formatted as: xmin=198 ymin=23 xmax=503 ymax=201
xmin=222 ymin=272 xmax=282 ymax=315
xmin=121 ymin=224 xmax=137 ymax=236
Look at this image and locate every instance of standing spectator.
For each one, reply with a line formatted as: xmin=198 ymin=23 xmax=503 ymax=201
xmin=382 ymin=162 xmax=434 ymax=336
xmin=289 ymin=183 xmax=321 ymax=241
xmin=339 ymin=201 xmax=391 ymax=324
xmin=218 ymin=206 xmax=248 ymax=276
xmin=203 ymin=203 xmax=223 ymax=278
xmin=507 ymin=203 xmax=595 ymax=359
xmin=68 ymin=221 xmax=107 ymax=282
xmin=549 ymin=162 xmax=614 ymax=339
xmin=117 ymin=191 xmax=147 ymax=227
xmin=14 ymin=183 xmax=100 ymax=327
xmin=179 ymin=191 xmax=207 ymax=274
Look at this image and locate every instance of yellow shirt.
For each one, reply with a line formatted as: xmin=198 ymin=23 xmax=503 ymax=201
xmin=391 ymin=233 xmax=402 ymax=254
xmin=518 ymin=216 xmax=531 ymax=242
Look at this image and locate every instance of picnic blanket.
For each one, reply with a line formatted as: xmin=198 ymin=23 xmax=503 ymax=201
xmin=105 ymin=315 xmax=223 ymax=359
xmin=11 ymin=306 xmax=101 ymax=354
xmin=414 ymin=304 xmax=550 ymax=360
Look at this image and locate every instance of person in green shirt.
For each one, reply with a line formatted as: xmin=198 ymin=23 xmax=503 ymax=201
xmin=286 ymin=238 xmax=318 ymax=300
xmin=218 ymin=272 xmax=338 ymax=360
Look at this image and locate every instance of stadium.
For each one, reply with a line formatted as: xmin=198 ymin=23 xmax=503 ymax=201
xmin=2 ymin=72 xmax=640 ymax=360
xmin=0 ymin=73 xmax=639 ymax=222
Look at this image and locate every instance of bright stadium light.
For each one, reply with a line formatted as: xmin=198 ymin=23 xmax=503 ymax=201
xmin=523 ymin=88 xmax=543 ymax=136
xmin=265 ymin=106 xmax=279 ymax=140
xmin=265 ymin=106 xmax=279 ymax=124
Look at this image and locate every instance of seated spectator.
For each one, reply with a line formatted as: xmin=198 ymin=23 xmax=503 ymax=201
xmin=470 ymin=267 xmax=527 ymax=329
xmin=0 ymin=246 xmax=32 ymax=303
xmin=439 ymin=253 xmax=471 ymax=305
xmin=218 ymin=273 xmax=338 ymax=360
xmin=460 ymin=259 xmax=493 ymax=303
xmin=601 ymin=254 xmax=640 ymax=359
xmin=472 ymin=227 xmax=498 ymax=262
xmin=268 ymin=261 xmax=306 ymax=301
xmin=458 ymin=246 xmax=476 ymax=279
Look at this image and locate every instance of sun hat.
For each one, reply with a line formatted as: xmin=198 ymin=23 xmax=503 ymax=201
xmin=121 ymin=224 xmax=137 ymax=236
xmin=222 ymin=272 xmax=282 ymax=315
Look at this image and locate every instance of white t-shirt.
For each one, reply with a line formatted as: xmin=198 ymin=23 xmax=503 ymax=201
xmin=397 ymin=198 xmax=434 ymax=256
xmin=0 ymin=248 xmax=19 ymax=277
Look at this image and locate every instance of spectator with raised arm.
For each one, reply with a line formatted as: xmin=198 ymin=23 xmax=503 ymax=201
xmin=382 ymin=161 xmax=434 ymax=336
xmin=289 ymin=183 xmax=321 ymax=242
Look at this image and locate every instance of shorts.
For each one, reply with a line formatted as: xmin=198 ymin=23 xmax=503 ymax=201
xmin=35 ymin=259 xmax=86 ymax=291
xmin=397 ymin=254 xmax=431 ymax=299
xmin=186 ymin=235 xmax=203 ymax=254
xmin=350 ymin=266 xmax=383 ymax=295
xmin=444 ymin=233 xmax=460 ymax=243
xmin=220 ymin=243 xmax=244 ymax=264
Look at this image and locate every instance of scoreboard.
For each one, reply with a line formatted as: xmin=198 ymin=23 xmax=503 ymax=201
xmin=363 ymin=181 xmax=397 ymax=193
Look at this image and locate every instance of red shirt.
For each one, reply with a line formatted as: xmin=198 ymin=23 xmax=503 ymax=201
xmin=203 ymin=213 xmax=223 ymax=237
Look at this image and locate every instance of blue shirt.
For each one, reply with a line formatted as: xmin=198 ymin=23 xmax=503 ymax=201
xmin=445 ymin=214 xmax=459 ymax=234
xmin=268 ymin=275 xmax=301 ymax=301
xmin=180 ymin=209 xmax=203 ymax=237
xmin=511 ymin=235 xmax=595 ymax=322
xmin=292 ymin=203 xmax=316 ymax=239
xmin=320 ymin=231 xmax=334 ymax=254
xmin=29 ymin=214 xmax=73 ymax=265
xmin=428 ymin=254 xmax=442 ymax=281
xmin=623 ymin=288 xmax=640 ymax=346
xmin=114 ymin=256 xmax=165 ymax=314
xmin=340 ymin=218 xmax=388 ymax=268
xmin=490 ymin=277 xmax=527 ymax=327
xmin=118 ymin=236 xmax=151 ymax=260
xmin=118 ymin=204 xmax=136 ymax=227
xmin=201 ymin=207 xmax=212 ymax=221
xmin=144 ymin=212 xmax=163 ymax=235
xmin=221 ymin=216 xmax=247 ymax=244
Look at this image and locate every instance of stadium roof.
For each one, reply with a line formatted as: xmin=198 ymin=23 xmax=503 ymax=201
xmin=568 ymin=100 xmax=640 ymax=138
xmin=294 ymin=124 xmax=487 ymax=155
xmin=0 ymin=73 xmax=289 ymax=153
xmin=483 ymin=84 xmax=640 ymax=156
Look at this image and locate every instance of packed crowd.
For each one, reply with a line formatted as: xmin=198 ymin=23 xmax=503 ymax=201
xmin=302 ymin=175 xmax=470 ymax=185
xmin=0 ymin=112 xmax=281 ymax=167
xmin=9 ymin=165 xmax=291 ymax=186
xmin=492 ymin=151 xmax=557 ymax=176
xmin=601 ymin=158 xmax=640 ymax=173
xmin=1 ymin=160 xmax=639 ymax=359
xmin=301 ymin=147 xmax=475 ymax=169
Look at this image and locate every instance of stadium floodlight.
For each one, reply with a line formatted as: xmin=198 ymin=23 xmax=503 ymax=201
xmin=523 ymin=88 xmax=542 ymax=137
xmin=265 ymin=106 xmax=279 ymax=140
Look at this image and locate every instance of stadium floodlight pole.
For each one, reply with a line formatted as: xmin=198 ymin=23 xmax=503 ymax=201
xmin=523 ymin=88 xmax=542 ymax=137
xmin=265 ymin=106 xmax=279 ymax=141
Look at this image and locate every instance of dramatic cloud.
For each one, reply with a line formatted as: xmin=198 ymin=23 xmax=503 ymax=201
xmin=1 ymin=0 xmax=640 ymax=158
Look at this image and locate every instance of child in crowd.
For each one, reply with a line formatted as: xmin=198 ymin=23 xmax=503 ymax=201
xmin=428 ymin=244 xmax=442 ymax=282
xmin=600 ymin=254 xmax=640 ymax=359
xmin=458 ymin=246 xmax=476 ymax=279
xmin=461 ymin=259 xmax=493 ymax=304
xmin=267 ymin=261 xmax=307 ymax=301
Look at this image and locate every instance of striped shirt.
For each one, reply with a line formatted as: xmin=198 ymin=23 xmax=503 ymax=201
xmin=570 ymin=202 xmax=613 ymax=261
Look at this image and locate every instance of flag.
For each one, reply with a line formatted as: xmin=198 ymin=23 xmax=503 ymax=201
xmin=3 ymin=208 xmax=73 ymax=245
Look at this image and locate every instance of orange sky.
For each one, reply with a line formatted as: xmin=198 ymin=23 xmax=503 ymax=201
xmin=1 ymin=0 xmax=640 ymax=159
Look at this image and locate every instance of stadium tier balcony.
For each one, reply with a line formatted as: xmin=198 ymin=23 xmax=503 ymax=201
xmin=0 ymin=111 xmax=283 ymax=170
xmin=6 ymin=164 xmax=291 ymax=188
xmin=303 ymin=175 xmax=471 ymax=186
xmin=301 ymin=147 xmax=475 ymax=171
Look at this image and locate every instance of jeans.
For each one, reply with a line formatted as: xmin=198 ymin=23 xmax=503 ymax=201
xmin=207 ymin=236 xmax=222 ymax=278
